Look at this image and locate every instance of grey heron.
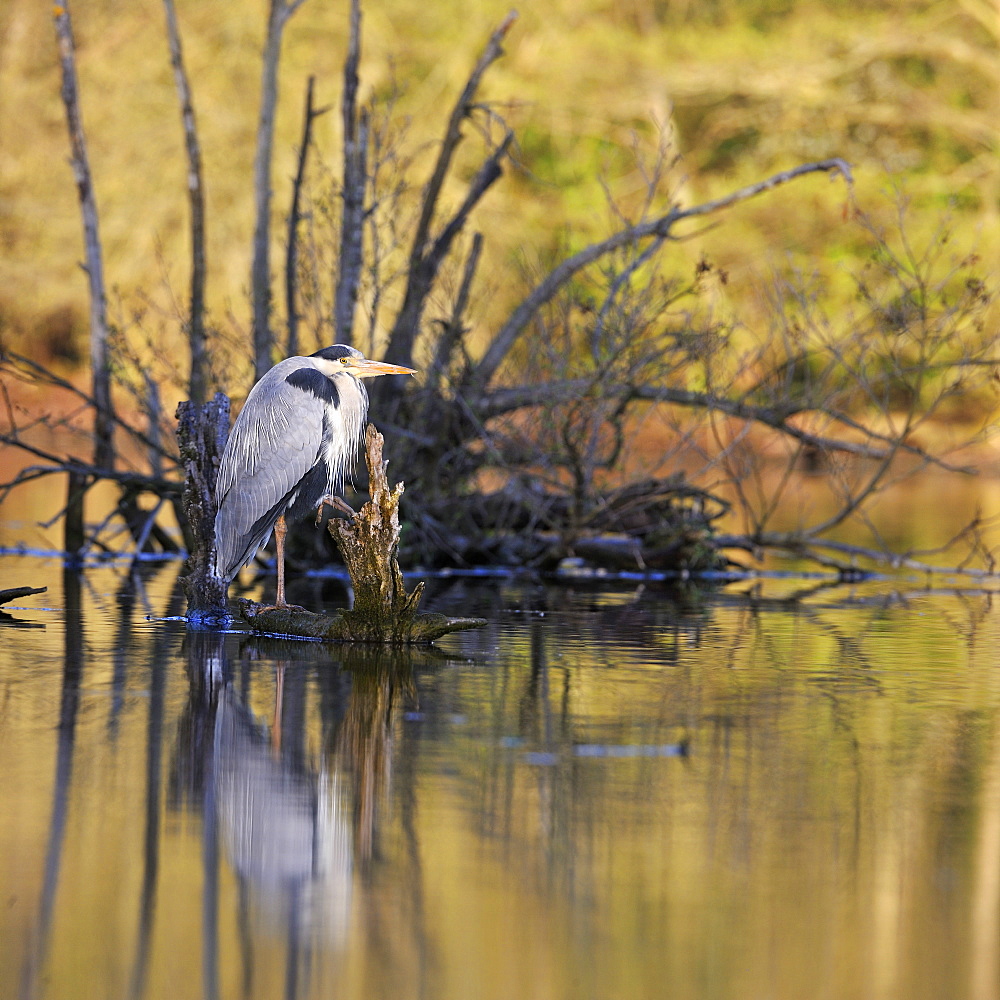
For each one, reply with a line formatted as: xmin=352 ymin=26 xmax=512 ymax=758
xmin=213 ymin=345 xmax=417 ymax=606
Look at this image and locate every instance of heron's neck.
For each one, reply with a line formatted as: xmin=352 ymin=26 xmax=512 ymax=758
xmin=323 ymin=372 xmax=368 ymax=486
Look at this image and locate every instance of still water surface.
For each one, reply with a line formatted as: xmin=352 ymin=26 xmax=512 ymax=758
xmin=2 ymin=559 xmax=999 ymax=1000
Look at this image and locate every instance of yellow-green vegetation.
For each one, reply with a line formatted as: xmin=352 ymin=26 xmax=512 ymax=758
xmin=0 ymin=0 xmax=995 ymax=385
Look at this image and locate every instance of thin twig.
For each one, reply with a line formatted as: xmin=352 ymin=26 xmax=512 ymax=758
xmin=720 ymin=530 xmax=1000 ymax=579
xmin=385 ymin=12 xmax=517 ymax=366
xmin=472 ymin=378 xmax=968 ymax=472
xmin=2 ymin=351 xmax=178 ymax=464
xmin=429 ymin=232 xmax=484 ymax=391
xmin=473 ymin=158 xmax=853 ymax=389
xmin=0 ymin=442 xmax=181 ymax=494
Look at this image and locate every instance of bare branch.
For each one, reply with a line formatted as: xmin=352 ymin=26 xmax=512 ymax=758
xmin=385 ymin=12 xmax=517 ymax=366
xmin=252 ymin=0 xmax=311 ymax=378
xmin=679 ymin=158 xmax=853 ymax=223
xmin=720 ymin=530 xmax=1000 ymax=580
xmin=280 ymin=0 xmax=310 ymax=24
xmin=386 ymin=131 xmax=512 ymax=370
xmin=473 ymin=378 xmax=971 ymax=471
xmin=162 ymin=0 xmax=208 ymax=403
xmin=429 ymin=231 xmax=484 ymax=391
xmin=1 ymin=351 xmax=179 ymax=465
xmin=428 ymin=131 xmax=513 ymax=295
xmin=0 ymin=447 xmax=180 ymax=496
xmin=410 ymin=11 xmax=516 ymax=266
xmin=473 ymin=158 xmax=854 ymax=389
xmin=590 ymin=235 xmax=667 ymax=358
xmin=287 ymin=75 xmax=329 ymax=357
xmin=52 ymin=0 xmax=115 ymax=466
xmin=334 ymin=0 xmax=368 ymax=346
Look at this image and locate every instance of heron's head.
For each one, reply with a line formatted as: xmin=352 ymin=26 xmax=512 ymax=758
xmin=312 ymin=345 xmax=418 ymax=380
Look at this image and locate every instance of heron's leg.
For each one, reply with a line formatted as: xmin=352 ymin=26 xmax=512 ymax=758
xmin=315 ymin=493 xmax=357 ymax=526
xmin=274 ymin=514 xmax=288 ymax=606
xmin=259 ymin=515 xmax=305 ymax=612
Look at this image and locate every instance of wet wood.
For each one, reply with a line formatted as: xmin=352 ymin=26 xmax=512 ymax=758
xmin=0 ymin=586 xmax=46 ymax=606
xmin=176 ymin=393 xmax=231 ymax=618
xmin=237 ymin=599 xmax=484 ymax=643
xmin=239 ymin=424 xmax=486 ymax=644
xmin=53 ymin=0 xmax=115 ymax=469
xmin=64 ymin=469 xmax=88 ymax=564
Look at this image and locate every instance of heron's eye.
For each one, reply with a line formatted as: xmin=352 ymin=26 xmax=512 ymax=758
xmin=340 ymin=357 xmax=350 ymax=365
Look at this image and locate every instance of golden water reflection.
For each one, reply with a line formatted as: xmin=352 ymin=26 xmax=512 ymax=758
xmin=2 ymin=564 xmax=999 ymax=1000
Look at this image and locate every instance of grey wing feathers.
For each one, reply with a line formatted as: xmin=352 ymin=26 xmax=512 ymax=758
xmin=213 ymin=367 xmax=325 ymax=580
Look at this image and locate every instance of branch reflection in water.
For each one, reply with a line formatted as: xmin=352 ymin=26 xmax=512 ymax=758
xmin=5 ymin=564 xmax=1000 ymax=1000
xmin=18 ymin=571 xmax=81 ymax=1000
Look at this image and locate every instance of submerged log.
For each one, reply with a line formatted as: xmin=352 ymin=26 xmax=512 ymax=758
xmin=240 ymin=424 xmax=486 ymax=643
xmin=0 ymin=586 xmax=46 ymax=606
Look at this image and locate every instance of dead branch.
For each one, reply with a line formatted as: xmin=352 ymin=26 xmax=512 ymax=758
xmin=252 ymin=0 xmax=311 ymax=379
xmin=424 ymin=131 xmax=512 ymax=286
xmin=680 ymin=158 xmax=853 ymax=222
xmin=471 ymin=378 xmax=971 ymax=472
xmin=385 ymin=12 xmax=517 ymax=366
xmin=718 ymin=530 xmax=1000 ymax=580
xmin=52 ymin=0 xmax=115 ymax=467
xmin=472 ymin=158 xmax=854 ymax=389
xmin=0 ymin=451 xmax=180 ymax=497
xmin=162 ymin=0 xmax=208 ymax=404
xmin=333 ymin=0 xmax=368 ymax=345
xmin=287 ymin=75 xmax=329 ymax=356
xmin=428 ymin=231 xmax=483 ymax=392
xmin=0 ymin=587 xmax=47 ymax=606
xmin=2 ymin=350 xmax=178 ymax=465
xmin=382 ymin=130 xmax=512 ymax=378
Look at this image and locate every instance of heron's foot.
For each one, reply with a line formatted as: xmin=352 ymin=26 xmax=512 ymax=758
xmin=256 ymin=600 xmax=309 ymax=613
xmin=315 ymin=493 xmax=357 ymax=526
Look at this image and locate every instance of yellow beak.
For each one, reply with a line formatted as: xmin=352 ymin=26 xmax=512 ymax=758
xmin=345 ymin=358 xmax=419 ymax=379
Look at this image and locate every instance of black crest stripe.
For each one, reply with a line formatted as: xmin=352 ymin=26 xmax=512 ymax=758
xmin=311 ymin=345 xmax=358 ymax=362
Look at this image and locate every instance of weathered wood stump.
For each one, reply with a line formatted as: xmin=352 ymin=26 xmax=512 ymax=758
xmin=239 ymin=424 xmax=486 ymax=644
xmin=176 ymin=393 xmax=231 ymax=619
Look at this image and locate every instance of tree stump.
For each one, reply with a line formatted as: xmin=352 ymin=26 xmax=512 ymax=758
xmin=177 ymin=393 xmax=231 ymax=619
xmin=239 ymin=424 xmax=486 ymax=644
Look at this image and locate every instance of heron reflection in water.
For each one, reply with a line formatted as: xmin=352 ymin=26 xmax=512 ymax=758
xmin=171 ymin=633 xmax=418 ymax=997
xmin=213 ymin=346 xmax=416 ymax=605
xmin=213 ymin=683 xmax=353 ymax=939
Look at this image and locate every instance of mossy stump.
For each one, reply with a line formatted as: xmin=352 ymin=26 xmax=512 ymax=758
xmin=238 ymin=424 xmax=486 ymax=644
